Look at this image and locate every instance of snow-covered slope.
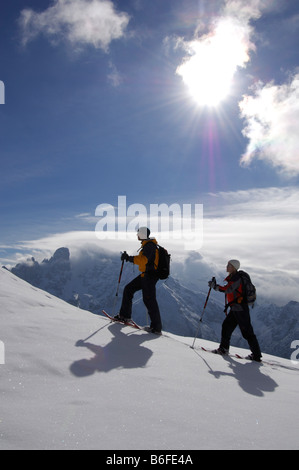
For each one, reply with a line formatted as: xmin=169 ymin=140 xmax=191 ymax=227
xmin=10 ymin=247 xmax=299 ymax=359
xmin=0 ymin=268 xmax=298 ymax=450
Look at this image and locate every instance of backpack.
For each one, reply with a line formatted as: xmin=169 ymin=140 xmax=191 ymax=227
xmin=238 ymin=270 xmax=256 ymax=307
xmin=156 ymin=245 xmax=171 ymax=280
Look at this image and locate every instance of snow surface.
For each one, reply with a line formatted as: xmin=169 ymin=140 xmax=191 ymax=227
xmin=0 ymin=267 xmax=298 ymax=450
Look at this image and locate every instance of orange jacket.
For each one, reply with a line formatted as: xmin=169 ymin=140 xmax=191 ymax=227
xmin=133 ymin=239 xmax=159 ymax=277
xmin=218 ymin=272 xmax=243 ymax=307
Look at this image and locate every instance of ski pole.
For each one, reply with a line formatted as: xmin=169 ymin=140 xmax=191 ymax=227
xmin=112 ymin=253 xmax=126 ymax=316
xmin=190 ymin=277 xmax=215 ymax=349
xmin=80 ymin=324 xmax=107 ymax=343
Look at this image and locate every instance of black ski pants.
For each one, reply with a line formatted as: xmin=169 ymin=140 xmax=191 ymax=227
xmin=220 ymin=305 xmax=261 ymax=358
xmin=119 ymin=274 xmax=162 ymax=332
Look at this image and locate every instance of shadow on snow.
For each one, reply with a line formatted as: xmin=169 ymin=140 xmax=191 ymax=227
xmin=70 ymin=322 xmax=157 ymax=377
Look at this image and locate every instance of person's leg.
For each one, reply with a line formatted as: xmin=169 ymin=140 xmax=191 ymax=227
xmin=119 ymin=275 xmax=142 ymax=319
xmin=235 ymin=306 xmax=262 ymax=359
xmin=220 ymin=310 xmax=238 ymax=351
xmin=142 ymin=276 xmax=162 ymax=332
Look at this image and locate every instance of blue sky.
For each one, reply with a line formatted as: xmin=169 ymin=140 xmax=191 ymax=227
xmin=1 ymin=0 xmax=299 ymax=303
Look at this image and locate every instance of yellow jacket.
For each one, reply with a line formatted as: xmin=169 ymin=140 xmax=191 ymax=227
xmin=133 ymin=239 xmax=159 ymax=277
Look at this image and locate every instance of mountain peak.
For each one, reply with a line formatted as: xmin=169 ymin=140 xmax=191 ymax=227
xmin=43 ymin=247 xmax=70 ymax=264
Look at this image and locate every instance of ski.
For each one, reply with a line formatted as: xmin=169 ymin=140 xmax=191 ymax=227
xmin=101 ymin=309 xmax=141 ymax=330
xmin=101 ymin=310 xmax=163 ymax=335
xmin=199 ymin=347 xmax=296 ymax=368
xmin=200 ymin=347 xmax=260 ymax=362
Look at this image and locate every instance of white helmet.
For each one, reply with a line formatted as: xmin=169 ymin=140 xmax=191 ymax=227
xmin=137 ymin=227 xmax=150 ymax=240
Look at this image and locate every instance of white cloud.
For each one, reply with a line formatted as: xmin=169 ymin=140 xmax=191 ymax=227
xmin=222 ymin=0 xmax=269 ymax=22
xmin=196 ymin=186 xmax=299 ymax=304
xmin=239 ymin=73 xmax=299 ymax=175
xmin=19 ymin=0 xmax=130 ymax=51
xmin=174 ymin=0 xmax=269 ymax=106
xmin=205 ymin=186 xmax=299 ymax=218
xmin=2 ymin=187 xmax=299 ymax=305
xmin=201 ymin=186 xmax=299 ymax=274
xmin=107 ymin=61 xmax=123 ymax=87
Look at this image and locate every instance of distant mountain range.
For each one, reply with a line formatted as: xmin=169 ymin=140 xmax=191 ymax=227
xmin=9 ymin=247 xmax=299 ymax=359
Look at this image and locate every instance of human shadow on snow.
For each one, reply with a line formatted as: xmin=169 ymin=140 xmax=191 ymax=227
xmin=70 ymin=322 xmax=156 ymax=377
xmin=198 ymin=352 xmax=279 ymax=397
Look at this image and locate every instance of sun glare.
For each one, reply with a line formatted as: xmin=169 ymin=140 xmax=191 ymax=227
xmin=176 ymin=18 xmax=252 ymax=107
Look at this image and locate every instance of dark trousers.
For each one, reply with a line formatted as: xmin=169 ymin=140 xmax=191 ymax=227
xmin=120 ymin=274 xmax=162 ymax=332
xmin=220 ymin=305 xmax=261 ymax=357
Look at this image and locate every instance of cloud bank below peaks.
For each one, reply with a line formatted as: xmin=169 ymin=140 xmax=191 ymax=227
xmin=19 ymin=0 xmax=130 ymax=52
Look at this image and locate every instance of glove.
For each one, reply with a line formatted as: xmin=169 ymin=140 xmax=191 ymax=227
xmin=208 ymin=277 xmax=217 ymax=289
xmin=121 ymin=252 xmax=129 ymax=262
xmin=121 ymin=252 xmax=134 ymax=262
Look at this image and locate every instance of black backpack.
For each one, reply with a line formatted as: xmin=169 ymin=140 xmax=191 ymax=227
xmin=156 ymin=245 xmax=171 ymax=280
xmin=238 ymin=270 xmax=256 ymax=307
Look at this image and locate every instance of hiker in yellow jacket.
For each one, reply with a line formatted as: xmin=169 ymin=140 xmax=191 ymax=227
xmin=114 ymin=227 xmax=162 ymax=334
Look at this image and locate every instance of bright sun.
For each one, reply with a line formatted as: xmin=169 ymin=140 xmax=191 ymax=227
xmin=176 ymin=18 xmax=251 ymax=107
xmin=177 ymin=44 xmax=231 ymax=106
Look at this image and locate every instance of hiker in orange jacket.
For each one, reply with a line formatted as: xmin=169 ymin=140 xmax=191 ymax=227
xmin=114 ymin=227 xmax=162 ymax=334
xmin=209 ymin=259 xmax=262 ymax=361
